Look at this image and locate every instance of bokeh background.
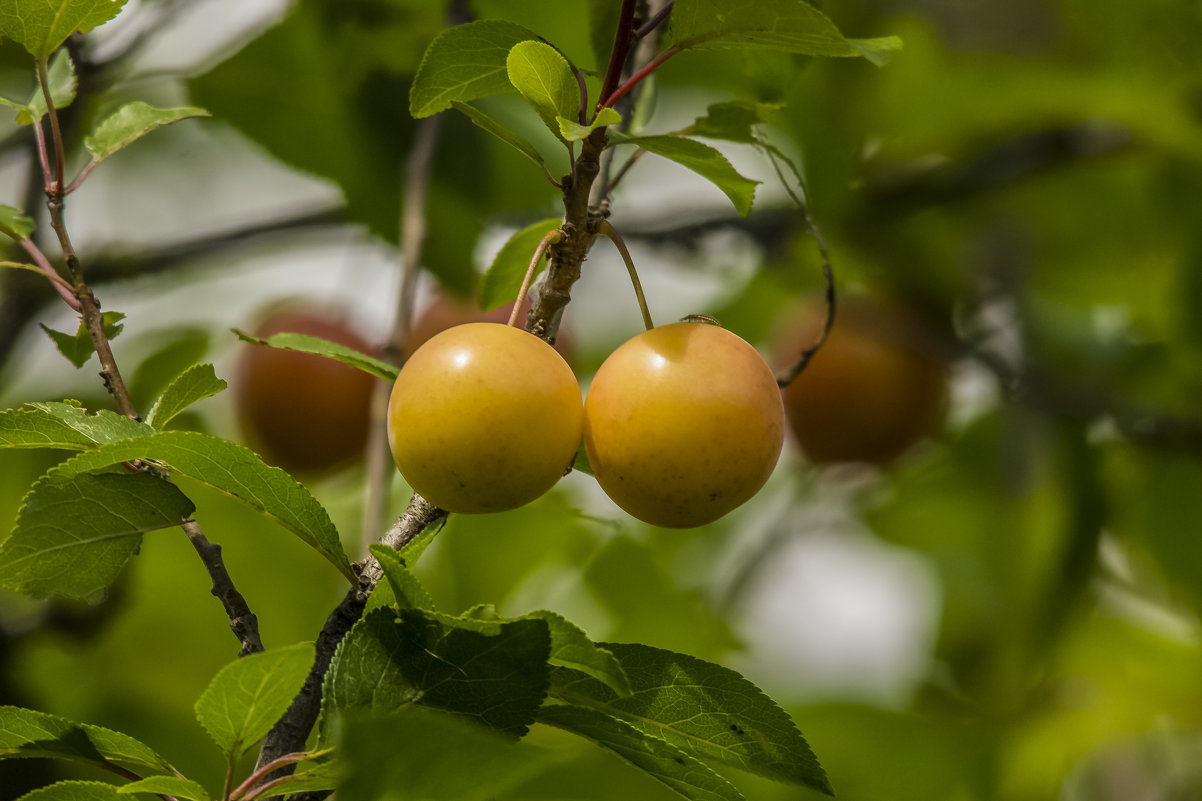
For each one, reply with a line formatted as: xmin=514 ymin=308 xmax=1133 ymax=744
xmin=3 ymin=0 xmax=1202 ymax=799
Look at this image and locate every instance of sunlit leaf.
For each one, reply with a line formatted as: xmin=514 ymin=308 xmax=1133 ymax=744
xmin=557 ymin=106 xmax=621 ymax=142
xmin=49 ymin=431 xmax=354 ymax=581
xmin=145 ymin=363 xmax=226 ymax=430
xmin=0 ymin=0 xmax=128 ymax=57
xmin=537 ymin=704 xmax=744 ymax=801
xmin=84 ymin=102 xmax=210 ymax=162
xmin=0 ymin=705 xmax=177 ymax=775
xmin=368 ymin=543 xmax=436 ymax=611
xmin=527 ymin=610 xmax=631 ymax=697
xmin=410 ymin=19 xmax=541 ymax=117
xmin=26 ymin=401 xmax=154 ymax=444
xmin=116 ymin=777 xmax=209 ymax=801
xmin=194 ymin=643 xmax=315 ymax=759
xmin=507 ymin=40 xmax=580 ymax=142
xmin=0 ymin=471 xmax=195 ymax=602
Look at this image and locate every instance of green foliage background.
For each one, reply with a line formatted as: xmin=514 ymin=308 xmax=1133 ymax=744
xmin=3 ymin=0 xmax=1202 ymax=799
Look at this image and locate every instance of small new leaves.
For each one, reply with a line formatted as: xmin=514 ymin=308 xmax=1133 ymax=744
xmin=194 ymin=642 xmax=315 ymax=759
xmin=0 ymin=705 xmax=178 ymax=776
xmin=0 ymin=471 xmax=195 ymax=602
xmin=506 ymin=40 xmax=579 ymax=143
xmin=558 ymin=106 xmax=621 ymax=143
xmin=0 ymin=48 xmax=76 ymax=125
xmin=145 ymin=362 xmax=226 ymax=429
xmin=84 ymin=102 xmax=210 ymax=163
xmin=0 ymin=0 xmax=128 ymax=57
xmin=41 ymin=311 xmax=125 ymax=368
xmin=410 ymin=19 xmax=539 ymax=118
xmin=665 ymin=0 xmax=901 ymax=66
xmin=0 ymin=204 xmax=35 ymax=240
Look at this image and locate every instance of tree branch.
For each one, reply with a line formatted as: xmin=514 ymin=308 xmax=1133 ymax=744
xmin=183 ymin=519 xmax=263 ymax=656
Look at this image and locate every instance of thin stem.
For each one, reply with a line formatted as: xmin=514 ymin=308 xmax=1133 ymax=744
xmin=634 ymin=1 xmax=674 ymax=39
xmin=222 ymin=760 xmax=236 ymax=801
xmin=597 ymin=0 xmax=640 ymax=110
xmin=573 ymin=63 xmax=589 ymax=125
xmin=604 ymin=46 xmax=680 ymax=109
xmin=18 ymin=237 xmax=80 ymax=309
xmin=605 ymin=148 xmax=646 ymax=196
xmin=597 ymin=220 xmax=654 ymax=330
xmin=183 ymin=518 xmax=264 ymax=656
xmin=65 ymin=158 xmax=100 ymax=194
xmin=230 ymin=752 xmax=312 ymax=800
xmin=507 ymin=229 xmax=564 ymax=328
xmin=32 ymin=119 xmax=52 ymax=188
xmin=36 ymin=55 xmax=65 ymax=192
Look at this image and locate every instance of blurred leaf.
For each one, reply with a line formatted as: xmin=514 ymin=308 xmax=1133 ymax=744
xmin=0 ymin=0 xmax=127 ymax=57
xmin=558 ymin=106 xmax=621 ymax=142
xmin=537 ymin=704 xmax=744 ymax=801
xmin=0 ymin=705 xmax=177 ymax=775
xmin=681 ymin=100 xmax=779 ymax=143
xmin=232 ymin=329 xmax=397 ymax=383
xmin=116 ymin=777 xmax=209 ymax=801
xmin=478 ymin=217 xmax=560 ymax=311
xmin=48 ymin=431 xmax=354 ymax=581
xmin=587 ymin=0 xmax=621 ymax=73
xmin=527 ymin=610 xmax=631 ymax=697
xmin=0 ymin=471 xmax=195 ymax=602
xmin=13 ymin=781 xmax=124 ymax=801
xmin=0 ymin=204 xmax=35 ymax=238
xmin=17 ymin=48 xmax=75 ymax=124
xmin=451 ymin=100 xmax=554 ymax=178
xmin=83 ymin=102 xmax=210 ymax=162
xmin=241 ymin=761 xmax=336 ymax=799
xmin=506 ymin=40 xmax=579 ymax=141
xmin=145 ymin=363 xmax=226 ymax=429
xmin=552 ymin=642 xmax=832 ymax=795
xmin=665 ymin=0 xmax=901 ymax=66
xmin=39 ymin=312 xmax=125 ymax=369
xmin=368 ymin=543 xmax=436 ymax=611
xmin=410 ymin=19 xmax=540 ymax=118
xmin=338 ymin=707 xmax=552 ymax=801
xmin=609 ymin=132 xmax=758 ymax=216
xmin=325 ymin=607 xmax=551 ymax=736
xmin=26 ymin=401 xmax=153 ymax=444
xmin=194 ymin=643 xmax=315 ymax=759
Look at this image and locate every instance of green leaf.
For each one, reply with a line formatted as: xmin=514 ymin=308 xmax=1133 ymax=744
xmin=242 ymin=761 xmax=337 ymax=800
xmin=325 ymin=607 xmax=551 ymax=736
xmin=145 ymin=363 xmax=226 ymax=429
xmin=14 ymin=781 xmax=124 ymax=801
xmin=117 ymin=777 xmax=209 ymax=801
xmin=477 ymin=218 xmax=561 ymax=311
xmin=557 ymin=106 xmax=621 ymax=142
xmin=681 ymin=101 xmax=780 ymax=144
xmin=537 ymin=704 xmax=744 ymax=801
xmin=128 ymin=327 xmax=210 ymax=412
xmin=552 ymin=642 xmax=832 ymax=795
xmin=506 ymin=40 xmax=579 ymax=142
xmin=0 ymin=407 xmax=96 ymax=450
xmin=0 ymin=705 xmax=177 ymax=775
xmin=84 ymin=102 xmax=210 ymax=162
xmin=232 ymin=329 xmax=398 ymax=383
xmin=610 ymin=133 xmax=758 ymax=216
xmin=0 ymin=204 xmax=35 ymax=239
xmin=665 ymin=0 xmax=901 ymax=67
xmin=339 ymin=707 xmax=552 ymax=801
xmin=19 ymin=48 xmax=76 ymax=124
xmin=588 ymin=0 xmax=622 ymax=73
xmin=26 ymin=401 xmax=154 ymax=445
xmin=194 ymin=643 xmax=315 ymax=759
xmin=40 ymin=312 xmax=125 ymax=369
xmin=0 ymin=0 xmax=129 ymax=57
xmin=450 ymin=100 xmax=553 ymax=178
xmin=409 ymin=19 xmax=540 ymax=118
xmin=49 ymin=431 xmax=355 ymax=581
xmin=367 ymin=543 xmax=435 ymax=611
xmin=528 ymin=610 xmax=631 ymax=697
xmin=0 ymin=471 xmax=195 ymax=602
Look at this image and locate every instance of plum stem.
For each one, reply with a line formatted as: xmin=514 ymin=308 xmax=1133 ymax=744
xmin=508 ymin=228 xmax=565 ymax=328
xmin=598 ymin=220 xmax=654 ymax=331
